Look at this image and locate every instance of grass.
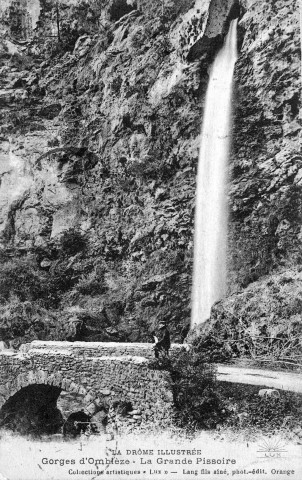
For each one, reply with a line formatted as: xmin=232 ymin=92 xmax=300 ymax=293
xmin=213 ymin=382 xmax=302 ymax=443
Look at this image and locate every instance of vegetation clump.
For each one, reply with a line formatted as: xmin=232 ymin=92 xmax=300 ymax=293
xmin=150 ymin=348 xmax=302 ymax=438
xmin=58 ymin=228 xmax=88 ymax=256
xmin=191 ymin=268 xmax=302 ymax=368
xmin=150 ymin=348 xmax=225 ymax=431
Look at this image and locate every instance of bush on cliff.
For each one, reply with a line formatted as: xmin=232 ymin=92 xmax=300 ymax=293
xmin=190 ymin=268 xmax=302 ymax=368
xmin=0 ymin=300 xmax=67 ymax=348
xmin=73 ymin=266 xmax=108 ymax=296
xmin=150 ymin=349 xmax=225 ymax=431
xmin=172 ymin=350 xmax=225 ymax=430
xmin=214 ymin=382 xmax=302 ymax=438
xmin=0 ymin=255 xmax=76 ymax=309
xmin=58 ymin=228 xmax=88 ymax=257
xmin=0 ymin=259 xmax=49 ymax=304
xmin=150 ymin=351 xmax=301 ymax=436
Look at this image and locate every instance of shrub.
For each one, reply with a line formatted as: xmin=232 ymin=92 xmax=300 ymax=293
xmin=191 ymin=268 xmax=302 ymax=365
xmin=126 ymin=155 xmax=175 ymax=182
xmin=150 ymin=348 xmax=225 ymax=431
xmin=248 ymin=395 xmax=294 ymax=430
xmin=172 ymin=350 xmax=225 ymax=430
xmin=46 ymin=264 xmax=77 ymax=307
xmin=0 ymin=257 xmax=77 ymax=309
xmin=58 ymin=228 xmax=87 ymax=256
xmin=75 ymin=268 xmax=107 ymax=296
xmin=192 ymin=334 xmax=233 ymax=363
xmin=0 ymin=300 xmax=65 ymax=345
xmin=0 ymin=259 xmax=49 ymax=304
xmin=216 ymin=382 xmax=301 ymax=435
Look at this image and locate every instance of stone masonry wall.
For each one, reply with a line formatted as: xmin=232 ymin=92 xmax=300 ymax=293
xmin=20 ymin=340 xmax=184 ymax=358
xmin=0 ymin=342 xmax=176 ymax=431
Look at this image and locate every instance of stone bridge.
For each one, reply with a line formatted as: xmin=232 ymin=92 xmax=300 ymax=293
xmin=0 ymin=341 xmax=183 ymax=436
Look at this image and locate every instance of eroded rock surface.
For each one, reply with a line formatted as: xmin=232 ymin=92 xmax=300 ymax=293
xmin=0 ymin=0 xmax=300 ymax=352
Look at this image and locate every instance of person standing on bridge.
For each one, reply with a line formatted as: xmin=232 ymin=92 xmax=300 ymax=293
xmin=153 ymin=322 xmax=171 ymax=359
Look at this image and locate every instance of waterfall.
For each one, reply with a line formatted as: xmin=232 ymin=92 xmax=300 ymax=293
xmin=191 ymin=19 xmax=238 ymax=327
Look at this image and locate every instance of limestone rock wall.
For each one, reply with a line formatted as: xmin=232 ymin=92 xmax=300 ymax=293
xmin=0 ymin=0 xmax=300 ymax=351
xmin=0 ymin=0 xmax=40 ymax=40
xmin=229 ymin=0 xmax=301 ymax=287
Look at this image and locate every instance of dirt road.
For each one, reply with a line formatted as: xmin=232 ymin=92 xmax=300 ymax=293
xmin=217 ymin=365 xmax=302 ymax=393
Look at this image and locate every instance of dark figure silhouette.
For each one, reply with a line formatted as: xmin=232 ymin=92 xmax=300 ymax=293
xmin=154 ymin=323 xmax=171 ymax=359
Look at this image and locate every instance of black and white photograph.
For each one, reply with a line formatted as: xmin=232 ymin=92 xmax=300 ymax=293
xmin=0 ymin=0 xmax=301 ymax=479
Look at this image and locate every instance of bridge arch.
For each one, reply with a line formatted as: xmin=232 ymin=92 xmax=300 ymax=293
xmin=0 ymin=342 xmax=176 ymax=434
xmin=0 ymin=369 xmax=106 ymax=435
xmin=0 ymin=369 xmax=102 ymax=415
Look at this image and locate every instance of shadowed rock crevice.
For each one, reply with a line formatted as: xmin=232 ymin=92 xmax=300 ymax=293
xmin=187 ymin=0 xmax=243 ymax=62
xmin=109 ymin=0 xmax=137 ymax=22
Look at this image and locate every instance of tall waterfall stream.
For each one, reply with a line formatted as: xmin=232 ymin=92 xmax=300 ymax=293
xmin=191 ymin=19 xmax=238 ymax=327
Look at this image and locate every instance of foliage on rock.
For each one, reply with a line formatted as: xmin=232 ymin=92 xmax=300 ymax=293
xmin=0 ymin=0 xmax=300 ymax=349
xmin=150 ymin=350 xmax=302 ymax=435
xmin=58 ymin=228 xmax=87 ymax=256
xmin=150 ymin=348 xmax=225 ymax=430
xmin=216 ymin=382 xmax=302 ymax=438
xmin=192 ymin=268 xmax=302 ymax=366
xmin=172 ymin=350 xmax=224 ymax=430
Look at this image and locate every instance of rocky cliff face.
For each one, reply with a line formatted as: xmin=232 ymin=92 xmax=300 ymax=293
xmin=230 ymin=0 xmax=301 ymax=287
xmin=0 ymin=0 xmax=300 ymax=355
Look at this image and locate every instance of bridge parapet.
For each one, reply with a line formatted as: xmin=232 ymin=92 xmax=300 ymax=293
xmin=20 ymin=340 xmax=184 ymax=359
